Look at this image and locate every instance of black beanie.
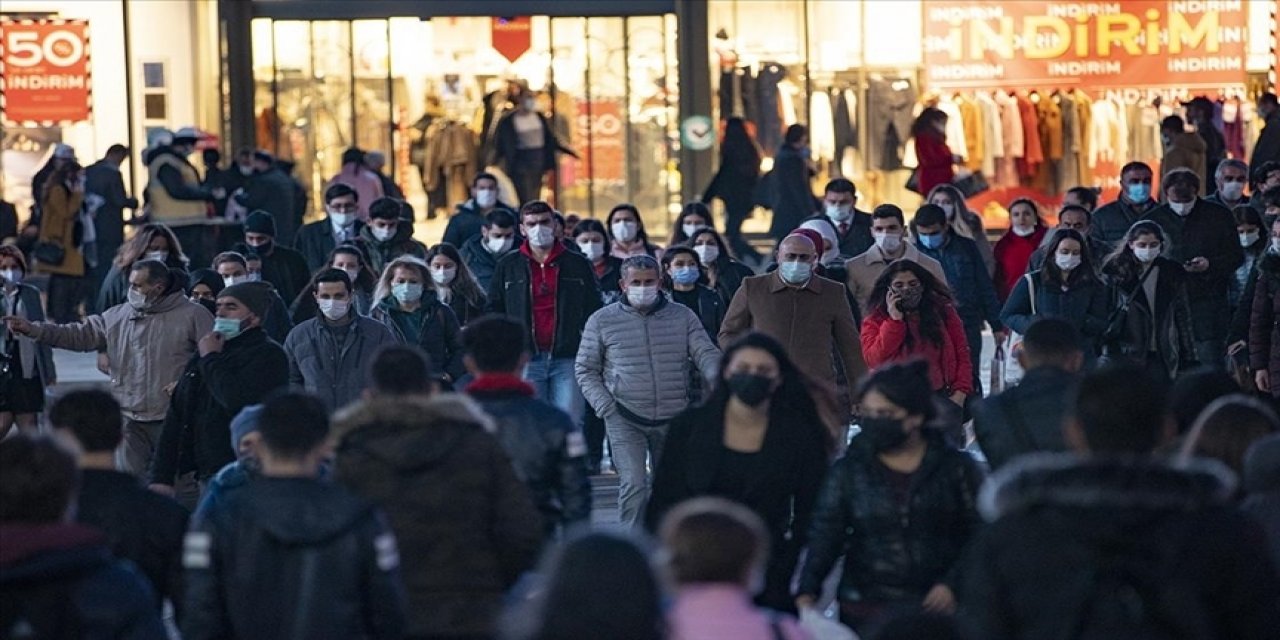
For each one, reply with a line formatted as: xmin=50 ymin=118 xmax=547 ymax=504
xmin=218 ymin=282 xmax=272 ymax=318
xmin=244 ymin=210 xmax=276 ymax=237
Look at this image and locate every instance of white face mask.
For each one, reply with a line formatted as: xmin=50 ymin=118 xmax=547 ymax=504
xmin=145 ymin=250 xmax=169 ymax=262
xmin=1133 ymin=246 xmax=1161 ymax=263
xmin=1220 ymin=182 xmax=1245 ymax=201
xmin=430 ymin=266 xmax=456 ymax=285
xmin=328 ymin=211 xmax=355 ymax=228
xmin=612 ymin=221 xmax=638 ymax=243
xmin=1055 ymin=253 xmax=1082 ymax=271
xmin=682 ymin=223 xmax=705 ymax=238
xmin=578 ymin=241 xmax=604 ymax=261
xmin=1011 ymin=225 xmax=1036 ymax=238
xmin=626 ymin=284 xmax=659 ymax=307
xmin=1169 ymin=199 xmax=1196 ymax=216
xmin=874 ymin=231 xmax=903 ymax=253
xmin=238 ymin=165 xmax=253 ymax=176
xmin=127 ymin=287 xmax=151 ymax=311
xmin=936 ymin=203 xmax=956 ymax=219
xmin=371 ymin=225 xmax=396 ymax=241
xmin=317 ymin=299 xmax=350 ymax=320
xmin=825 ymin=203 xmax=853 ymax=222
xmin=1240 ymin=231 xmax=1260 ymax=247
xmin=474 ymin=188 xmax=497 ymax=208
xmin=246 ymin=272 xmax=262 ymax=282
xmin=341 ymin=268 xmax=361 ymax=283
xmin=0 ymin=269 xmax=22 ymax=285
xmin=693 ymin=244 xmax=719 ymax=265
xmin=223 ymin=274 xmax=248 ymax=287
xmin=526 ymin=224 xmax=555 ymax=248
xmin=486 ymin=235 xmax=513 ymax=254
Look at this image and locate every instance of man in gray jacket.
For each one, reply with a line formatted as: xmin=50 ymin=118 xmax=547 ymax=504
xmin=4 ymin=260 xmax=212 ymax=476
xmin=283 ymin=269 xmax=397 ymax=412
xmin=575 ymin=255 xmax=720 ymax=527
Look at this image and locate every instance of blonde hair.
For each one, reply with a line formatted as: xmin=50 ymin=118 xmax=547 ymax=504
xmin=372 ymin=256 xmax=430 ymax=308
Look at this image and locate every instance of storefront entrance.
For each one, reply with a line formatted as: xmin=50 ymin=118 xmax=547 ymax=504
xmin=248 ymin=14 xmax=682 ymax=232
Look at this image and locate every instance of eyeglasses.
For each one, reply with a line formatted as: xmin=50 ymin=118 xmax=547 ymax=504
xmin=329 ymin=203 xmax=358 ymax=213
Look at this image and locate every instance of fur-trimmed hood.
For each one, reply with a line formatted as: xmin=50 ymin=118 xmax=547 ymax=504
xmin=333 ymin=392 xmax=495 ymax=473
xmin=979 ymin=453 xmax=1237 ymax=523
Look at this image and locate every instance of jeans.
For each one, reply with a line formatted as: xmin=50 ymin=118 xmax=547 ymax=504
xmin=115 ymin=418 xmax=164 ymax=478
xmin=510 ymin=149 xmax=545 ymax=206
xmin=523 ymin=353 xmax=584 ymax=426
xmin=604 ymin=413 xmax=668 ymax=528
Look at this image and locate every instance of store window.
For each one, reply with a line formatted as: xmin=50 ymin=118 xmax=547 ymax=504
xmin=250 ymin=14 xmax=680 ymax=234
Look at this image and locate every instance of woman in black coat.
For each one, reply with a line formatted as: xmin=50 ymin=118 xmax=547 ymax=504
xmin=661 ymin=246 xmax=724 ymax=341
xmin=688 ymin=228 xmax=756 ymax=305
xmin=646 ymin=332 xmax=832 ymax=613
xmin=702 ymin=117 xmax=761 ymax=259
xmin=795 ymin=360 xmax=984 ymax=638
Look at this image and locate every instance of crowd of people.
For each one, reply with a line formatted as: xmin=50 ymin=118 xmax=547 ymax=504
xmin=2 ymin=92 xmax=1280 ymax=640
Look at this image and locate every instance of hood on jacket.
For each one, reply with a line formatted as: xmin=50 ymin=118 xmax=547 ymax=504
xmin=0 ymin=523 xmax=105 ymax=571
xmin=143 ymin=290 xmax=201 ymax=316
xmin=979 ymin=453 xmax=1236 ymax=523
xmin=333 ymin=393 xmax=495 ymax=473
xmin=1257 ymin=250 xmax=1280 ymax=277
xmin=246 ymin=477 xmax=372 ymax=545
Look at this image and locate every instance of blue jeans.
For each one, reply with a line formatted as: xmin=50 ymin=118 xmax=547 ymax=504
xmin=604 ymin=413 xmax=668 ymax=528
xmin=523 ymin=353 xmax=585 ymax=426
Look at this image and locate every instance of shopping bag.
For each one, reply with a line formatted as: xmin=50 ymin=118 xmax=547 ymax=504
xmin=989 ymin=341 xmax=1006 ymax=395
xmin=1003 ymin=274 xmax=1036 ymax=387
xmin=799 ymin=608 xmax=859 ymax=640
xmin=952 ymin=171 xmax=989 ymax=198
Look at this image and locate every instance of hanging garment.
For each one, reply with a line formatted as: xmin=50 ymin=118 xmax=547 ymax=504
xmin=756 ymin=63 xmax=787 ymax=154
xmin=867 ymin=77 xmax=917 ymax=171
xmin=958 ymin=96 xmax=985 ymax=173
xmin=1071 ymin=90 xmax=1094 ymax=185
xmin=1089 ymin=98 xmax=1123 ymax=168
xmin=1223 ymin=97 xmax=1245 ymax=159
xmin=423 ymin=121 xmax=479 ymax=208
xmin=995 ymin=91 xmax=1024 ymax=187
xmin=809 ymin=91 xmax=836 ymax=162
xmin=1055 ymin=91 xmax=1080 ymax=189
xmin=937 ymin=98 xmax=968 ymax=162
xmin=1015 ymin=93 xmax=1044 ymax=180
xmin=1033 ymin=94 xmax=1063 ymax=194
xmin=977 ymin=92 xmax=1004 ymax=178
xmin=833 ymin=89 xmax=858 ymax=165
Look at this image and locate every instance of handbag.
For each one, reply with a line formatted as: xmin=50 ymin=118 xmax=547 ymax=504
xmin=904 ymin=168 xmax=921 ymax=194
xmin=1102 ymin=265 xmax=1157 ymax=345
xmin=1004 ymin=273 xmax=1037 ymax=385
xmin=952 ymin=171 xmax=990 ymax=198
xmin=32 ymin=241 xmax=65 ymax=266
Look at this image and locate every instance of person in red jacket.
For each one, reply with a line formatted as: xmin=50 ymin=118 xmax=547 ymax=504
xmin=992 ymin=198 xmax=1048 ymax=302
xmin=912 ymin=108 xmax=957 ymax=197
xmin=861 ymin=259 xmax=973 ymax=414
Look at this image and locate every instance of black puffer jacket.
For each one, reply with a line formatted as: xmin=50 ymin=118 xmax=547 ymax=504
xmin=960 ymin=454 xmax=1280 ymax=640
xmin=797 ymin=434 xmax=984 ymax=604
xmin=150 ymin=327 xmax=289 ymax=484
xmin=1101 ymin=256 xmax=1198 ymax=377
xmin=467 ymin=375 xmax=592 ymax=533
xmin=182 ymin=477 xmax=405 ymax=640
xmin=334 ymin=393 xmax=545 ymax=638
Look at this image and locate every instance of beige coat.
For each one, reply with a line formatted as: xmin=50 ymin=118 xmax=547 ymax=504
xmin=845 ymin=245 xmax=949 ymax=319
xmin=719 ymin=272 xmax=865 ymax=388
xmin=31 ymin=292 xmax=213 ymax=421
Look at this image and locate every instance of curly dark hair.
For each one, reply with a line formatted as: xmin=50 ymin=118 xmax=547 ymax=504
xmin=867 ymin=260 xmax=953 ymax=348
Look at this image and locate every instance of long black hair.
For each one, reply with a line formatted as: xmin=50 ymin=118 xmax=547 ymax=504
xmin=607 ymin=203 xmax=657 ymax=251
xmin=867 ymin=260 xmax=953 ymax=348
xmin=668 ymin=202 xmax=715 ymax=246
xmin=708 ymin=332 xmax=834 ymax=453
xmin=425 ymin=242 xmax=486 ymax=309
xmin=1038 ymin=228 xmax=1099 ymax=288
xmin=688 ymin=227 xmax=739 ymax=266
xmin=910 ymin=107 xmax=947 ymax=139
xmin=856 ymin=359 xmax=939 ymax=424
xmin=573 ymin=218 xmax=612 ymax=257
xmin=660 ymin=245 xmax=706 ymax=290
xmin=1102 ymin=220 xmax=1166 ymax=286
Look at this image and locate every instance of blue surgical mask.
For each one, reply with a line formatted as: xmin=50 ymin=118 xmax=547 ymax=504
xmin=1126 ymin=183 xmax=1151 ymax=204
xmin=392 ymin=282 xmax=424 ymax=304
xmin=918 ymin=232 xmax=943 ymax=250
xmin=778 ymin=261 xmax=812 ymax=285
xmin=672 ymin=266 xmax=700 ymax=286
xmin=213 ymin=317 xmax=243 ymax=339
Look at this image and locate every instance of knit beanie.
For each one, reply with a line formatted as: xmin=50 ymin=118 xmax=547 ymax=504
xmin=218 ymin=282 xmax=271 ymax=318
xmin=229 ymin=404 xmax=264 ymax=453
xmin=187 ymin=268 xmax=224 ymax=297
xmin=244 ymin=210 xmax=277 ymax=237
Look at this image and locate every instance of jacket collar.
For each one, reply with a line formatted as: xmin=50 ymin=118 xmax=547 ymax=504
xmin=863 ymin=242 xmax=920 ymax=267
xmin=466 ymin=373 xmax=535 ymax=397
xmin=978 ymin=453 xmax=1236 ymax=522
xmin=520 ymin=239 xmax=566 ymax=265
xmin=768 ymin=271 xmax=821 ymax=294
xmin=620 ymin=293 xmax=669 ymax=315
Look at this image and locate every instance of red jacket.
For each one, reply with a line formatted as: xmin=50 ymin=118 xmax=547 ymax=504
xmin=914 ymin=132 xmax=954 ymax=196
xmin=993 ymin=227 xmax=1047 ymax=302
xmin=861 ymin=304 xmax=973 ymax=395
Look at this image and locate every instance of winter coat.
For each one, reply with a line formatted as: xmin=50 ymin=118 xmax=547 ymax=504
xmin=183 ymin=477 xmax=405 ymax=640
xmin=0 ymin=283 xmax=57 ymax=387
xmin=972 ymin=367 xmax=1079 ymax=471
xmin=766 ymin=145 xmax=817 ymax=239
xmin=35 ymin=183 xmax=85 ymax=277
xmin=150 ymin=327 xmax=289 ymax=483
xmin=31 ymin=292 xmax=213 ymax=421
xmin=646 ymin=400 xmax=828 ymax=608
xmin=495 ymin=111 xmax=568 ymax=175
xmin=917 ymin=232 xmax=1005 ymax=332
xmin=797 ymin=435 xmax=984 ymax=604
xmin=76 ymin=469 xmax=188 ymax=614
xmin=460 ymin=234 xmax=513 ymax=293
xmin=487 ymin=243 xmax=603 ymax=359
xmin=146 ymin=147 xmax=211 ymax=225
xmin=914 ymin=131 xmax=955 ymax=196
xmin=333 ymin=393 xmax=545 ymax=638
xmin=993 ymin=228 xmax=1048 ymax=301
xmin=708 ymin=257 xmax=756 ymax=307
xmin=593 ymin=255 xmax=624 ymax=304
xmin=85 ymin=160 xmax=137 ymax=264
xmin=1159 ymin=131 xmax=1208 ymax=195
xmin=846 ymin=245 xmax=949 ymax=319
xmin=1252 ymin=109 xmax=1280 ymax=168
xmin=359 ymin=223 xmax=427 ymax=277
xmin=237 ymin=168 xmax=299 ymax=245
xmin=256 ymin=244 xmax=311 ymax=306
xmin=720 ymin=273 xmax=866 ymax=388
xmin=326 ymin=164 xmax=384 ymax=219
xmin=284 ymin=314 xmax=399 ymax=412
xmin=1102 ymin=257 xmax=1198 ymax=377
xmin=294 ymin=217 xmax=367 ymax=272
xmin=1089 ymin=197 xmax=1158 ymax=250
xmin=833 ymin=209 xmax=876 ymax=259
xmin=371 ymin=297 xmax=464 ymax=381
xmin=669 ymin=284 xmax=724 ymax=342
xmin=0 ymin=523 xmax=165 ymax=639
xmin=1144 ymin=198 xmax=1243 ymax=340
xmin=1249 ymin=253 xmax=1280 ymax=397
xmin=960 ymin=454 xmax=1280 ymax=640
xmin=442 ymin=198 xmax=513 ymax=249
xmin=861 ymin=304 xmax=974 ymax=395
xmin=702 ymin=157 xmax=760 ymax=225
xmin=466 ymin=375 xmax=592 ymax=532
xmin=1025 ymin=235 xmax=1111 ymax=275
xmin=1000 ymin=270 xmax=1109 ymax=360
xmin=576 ymin=296 xmax=721 ymax=423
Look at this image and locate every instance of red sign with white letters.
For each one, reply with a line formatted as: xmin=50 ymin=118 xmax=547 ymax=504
xmin=0 ymin=18 xmax=92 ymax=124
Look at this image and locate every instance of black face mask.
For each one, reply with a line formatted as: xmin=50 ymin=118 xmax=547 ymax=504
xmin=195 ymin=298 xmax=216 ymax=315
xmin=727 ymin=373 xmax=775 ymax=407
xmin=860 ymin=416 xmax=910 ymax=453
xmin=249 ymin=240 xmax=273 ymax=255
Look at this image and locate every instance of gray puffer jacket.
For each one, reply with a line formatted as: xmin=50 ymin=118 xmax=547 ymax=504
xmin=284 ymin=314 xmax=398 ymax=412
xmin=575 ymin=296 xmax=720 ymax=423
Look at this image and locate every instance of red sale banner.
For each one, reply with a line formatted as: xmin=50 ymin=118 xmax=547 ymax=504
xmin=491 ymin=17 xmax=532 ymax=63
xmin=0 ymin=18 xmax=92 ymax=125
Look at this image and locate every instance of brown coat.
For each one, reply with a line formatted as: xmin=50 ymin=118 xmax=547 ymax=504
xmin=1160 ymin=132 xmax=1208 ymax=196
xmin=719 ymin=272 xmax=865 ymax=387
xmin=36 ymin=184 xmax=85 ymax=277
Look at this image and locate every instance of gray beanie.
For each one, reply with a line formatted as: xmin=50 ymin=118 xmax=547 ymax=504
xmin=229 ymin=404 xmax=264 ymax=453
